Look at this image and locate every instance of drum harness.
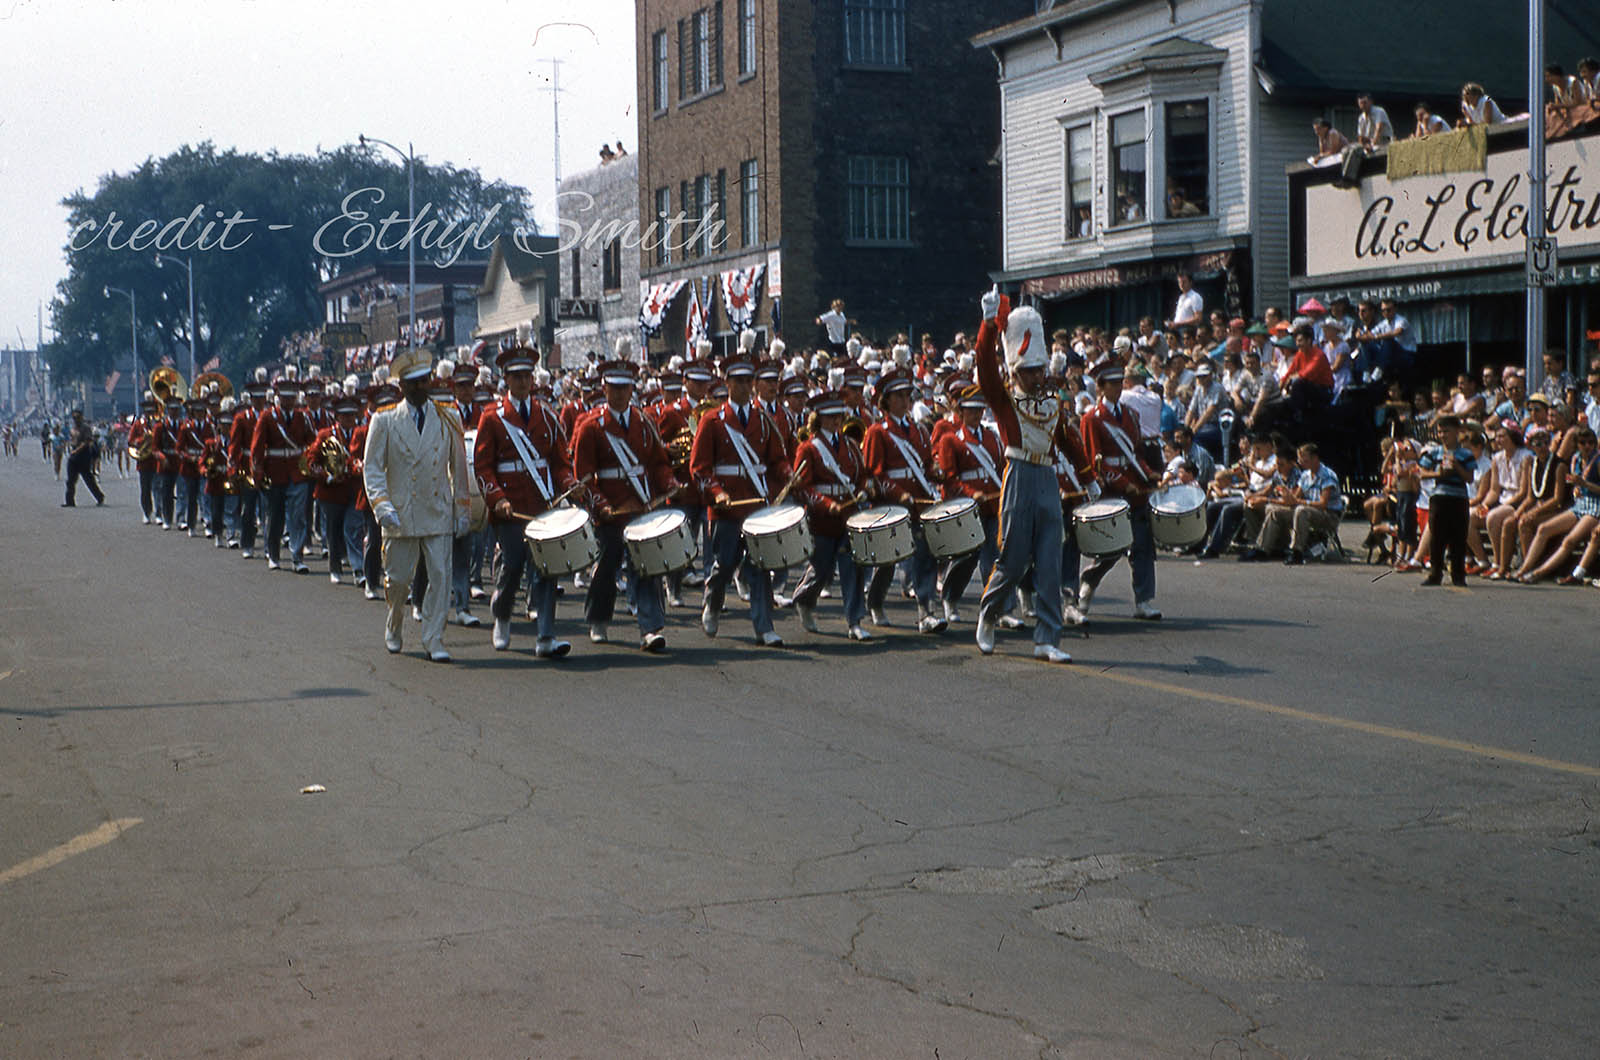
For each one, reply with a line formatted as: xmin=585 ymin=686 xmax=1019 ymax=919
xmin=883 ymin=426 xmax=936 ymax=499
xmin=600 ymin=415 xmax=652 ymax=506
xmin=500 ymin=415 xmax=556 ymax=503
xmin=808 ymin=432 xmax=855 ymax=499
xmin=720 ymin=414 xmax=770 ymax=498
xmin=961 ymin=429 xmax=1003 ymax=488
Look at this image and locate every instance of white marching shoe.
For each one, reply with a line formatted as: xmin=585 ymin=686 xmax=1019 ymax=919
xmin=869 ymin=606 xmax=892 ymax=627
xmin=384 ymin=629 xmax=402 ymax=654
xmin=1063 ymin=603 xmax=1087 ymax=627
xmin=329 ymin=572 xmax=342 ymax=585
xmin=589 ymin=622 xmax=609 ymax=644
xmin=1033 ymin=644 xmax=1072 ymax=664
xmin=976 ymin=612 xmax=996 ymax=655
xmin=918 ymin=613 xmax=947 ymax=635
xmin=847 ymin=625 xmax=873 ymax=641
xmin=943 ymin=600 xmax=962 ymax=624
xmin=454 ymin=610 xmax=482 ymax=628
xmin=760 ymin=631 xmax=785 ymax=648
xmin=701 ymin=603 xmax=719 ymax=638
xmin=534 ymin=637 xmax=572 ymax=658
xmin=492 ymin=618 xmax=511 ymax=651
xmin=1133 ymin=600 xmax=1163 ymax=620
xmin=795 ymin=601 xmax=819 ymax=633
xmin=1077 ymin=582 xmax=1096 ymax=616
xmin=428 ymin=648 xmax=453 ymax=664
xmin=641 ymin=631 xmax=667 ymax=653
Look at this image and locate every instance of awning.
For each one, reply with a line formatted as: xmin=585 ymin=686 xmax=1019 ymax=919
xmin=1022 ymin=250 xmax=1233 ymax=301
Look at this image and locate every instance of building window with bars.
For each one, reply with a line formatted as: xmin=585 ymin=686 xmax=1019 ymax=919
xmin=847 ymin=155 xmax=910 ymax=244
xmin=652 ymin=30 xmax=669 ymax=112
xmin=738 ymin=0 xmax=757 ymax=77
xmin=739 ymin=159 xmax=759 ymax=247
xmin=844 ymin=0 xmax=906 ymax=68
xmin=680 ymin=3 xmax=724 ymax=99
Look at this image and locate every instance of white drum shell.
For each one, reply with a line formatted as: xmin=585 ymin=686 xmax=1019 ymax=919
xmin=524 ymin=507 xmax=599 ymax=577
xmin=846 ymin=505 xmax=915 ymax=566
xmin=921 ymin=497 xmax=984 ymax=558
xmin=623 ymin=507 xmax=695 ymax=577
xmin=1073 ymin=498 xmax=1133 ymax=557
xmin=1148 ymin=485 xmax=1208 ymax=548
xmin=742 ymin=504 xmax=813 ymax=571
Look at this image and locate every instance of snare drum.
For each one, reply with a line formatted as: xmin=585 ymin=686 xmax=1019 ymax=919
xmin=846 ymin=505 xmax=914 ymax=566
xmin=1073 ymin=498 xmax=1133 ymax=557
xmin=1149 ymin=484 xmax=1207 ymax=548
xmin=921 ymin=496 xmax=984 ymax=558
xmin=623 ymin=507 xmax=695 ymax=577
xmin=523 ymin=507 xmax=598 ymax=577
xmin=742 ymin=504 xmax=813 ymax=571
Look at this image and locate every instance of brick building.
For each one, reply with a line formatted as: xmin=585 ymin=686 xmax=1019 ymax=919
xmin=635 ymin=0 xmax=1031 ymax=362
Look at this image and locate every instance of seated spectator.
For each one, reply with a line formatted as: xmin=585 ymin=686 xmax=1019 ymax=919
xmin=1412 ymin=101 xmax=1451 ymax=138
xmin=1167 ymin=187 xmax=1203 ymax=218
xmin=1174 ymin=424 xmax=1216 ymax=487
xmin=1185 ymin=362 xmax=1228 ymax=459
xmin=1200 ymin=433 xmax=1280 ymax=558
xmin=1483 ymin=422 xmax=1533 ymax=579
xmin=1487 ymin=373 xmax=1528 ymax=429
xmin=1464 ymin=427 xmax=1497 ymax=572
xmin=1541 ymin=349 xmax=1577 ymax=405
xmin=1451 ymin=372 xmax=1487 ymax=420
xmin=1309 ymin=117 xmax=1350 ymax=163
xmin=1242 ymin=442 xmax=1344 ymax=565
xmin=1352 ymin=299 xmax=1417 ymax=382
xmin=1579 ymin=58 xmax=1600 ymax=102
xmin=1282 ymin=325 xmax=1334 ymax=413
xmin=1516 ymin=427 xmax=1600 ymax=582
xmin=1356 ymin=93 xmax=1394 ymax=150
xmin=1238 ymin=348 xmax=1279 ymax=431
xmin=1545 ymin=64 xmax=1582 ymax=110
xmin=1375 ymin=380 xmax=1415 ymax=440
xmin=1363 ymin=437 xmax=1398 ymax=562
xmin=1459 ymin=83 xmax=1507 ymax=126
xmin=1512 ymin=426 xmax=1565 ymax=569
xmin=1320 ymin=320 xmax=1354 ymax=401
xmin=1585 ymin=371 xmax=1600 ymax=435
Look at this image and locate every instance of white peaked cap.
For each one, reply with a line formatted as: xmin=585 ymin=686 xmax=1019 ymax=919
xmin=1003 ymin=305 xmax=1049 ymax=372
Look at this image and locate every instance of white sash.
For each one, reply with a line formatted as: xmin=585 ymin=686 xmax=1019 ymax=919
xmin=810 ymin=432 xmax=853 ymax=490
xmin=964 ymin=430 xmax=1002 ymax=487
xmin=501 ymin=415 xmax=555 ymax=502
xmin=602 ymin=418 xmax=651 ymax=505
xmin=1054 ymin=450 xmax=1083 ymax=492
xmin=885 ymin=427 xmax=936 ymax=498
xmin=723 ymin=414 xmax=769 ymax=497
xmin=1100 ymin=415 xmax=1150 ymax=483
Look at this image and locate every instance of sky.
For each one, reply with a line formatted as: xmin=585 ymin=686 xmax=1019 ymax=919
xmin=0 ymin=0 xmax=638 ymax=350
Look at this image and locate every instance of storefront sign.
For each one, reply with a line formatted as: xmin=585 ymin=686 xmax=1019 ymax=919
xmin=1023 ymin=250 xmax=1232 ymax=299
xmin=1304 ymin=134 xmax=1600 ymax=279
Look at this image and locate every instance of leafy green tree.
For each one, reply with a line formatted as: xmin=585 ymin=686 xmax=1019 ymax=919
xmin=48 ymin=142 xmax=534 ymax=386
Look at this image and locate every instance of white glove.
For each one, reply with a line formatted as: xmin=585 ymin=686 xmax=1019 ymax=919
xmin=454 ymin=513 xmax=470 ymax=538
xmin=1086 ymin=481 xmax=1102 ymax=502
xmin=980 ymin=284 xmax=1001 ymax=322
xmin=376 ymin=504 xmax=401 ymax=532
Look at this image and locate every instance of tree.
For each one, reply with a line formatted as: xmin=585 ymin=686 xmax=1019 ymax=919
xmin=48 ymin=142 xmax=534 ymax=387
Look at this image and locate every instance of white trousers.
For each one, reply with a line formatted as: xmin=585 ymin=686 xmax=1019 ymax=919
xmin=383 ymin=533 xmax=451 ymax=652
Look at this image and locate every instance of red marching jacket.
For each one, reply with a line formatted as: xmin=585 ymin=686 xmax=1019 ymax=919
xmin=935 ymin=423 xmax=1006 ymax=519
xmin=177 ymin=417 xmax=210 ymax=478
xmin=689 ymin=401 xmax=790 ymax=521
xmin=228 ymin=406 xmax=260 ymax=482
xmin=474 ymin=395 xmax=576 ymax=522
xmin=1079 ymin=399 xmax=1158 ymax=503
xmin=128 ymin=415 xmax=161 ymax=474
xmin=250 ymin=405 xmax=314 ymax=486
xmin=793 ymin=429 xmax=872 ymax=539
xmin=154 ymin=416 xmax=182 ymax=475
xmin=570 ymin=404 xmax=680 ymax=524
xmin=862 ymin=415 xmax=939 ymax=506
xmin=308 ymin=421 xmax=362 ymax=506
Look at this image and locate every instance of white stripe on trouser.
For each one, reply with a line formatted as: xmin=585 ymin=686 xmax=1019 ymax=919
xmin=382 ymin=532 xmax=452 ymax=653
xmin=978 ymin=460 xmax=1064 ymax=646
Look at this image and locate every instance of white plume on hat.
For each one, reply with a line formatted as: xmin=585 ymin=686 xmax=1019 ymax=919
xmin=615 ymin=334 xmax=636 ymax=360
xmin=435 ymin=358 xmax=456 ymax=380
xmin=476 ymin=366 xmax=495 ymax=388
xmin=325 ymin=382 xmax=343 ymax=399
xmin=1002 ymin=305 xmax=1049 ymax=372
xmin=891 ymin=343 xmax=911 ymax=367
xmin=769 ymin=338 xmax=786 ymax=359
xmin=695 ymin=337 xmax=713 ymax=357
xmin=372 ymin=364 xmax=391 ymax=385
xmin=517 ymin=323 xmax=533 ymax=342
xmin=957 ymin=352 xmax=976 ymax=373
xmin=846 ymin=337 xmax=862 ymax=359
xmin=534 ymin=367 xmax=552 ymax=388
xmin=789 ymin=355 xmax=807 ymax=377
xmin=667 ymin=355 xmax=685 ymax=372
xmin=307 ymin=365 xmax=322 ymax=379
xmin=738 ymin=329 xmax=759 ymax=353
xmin=1049 ymin=351 xmax=1069 ymax=376
xmin=219 ymin=396 xmax=237 ymax=413
xmin=343 ymin=373 xmax=360 ymax=392
xmin=284 ymin=364 xmax=298 ymax=380
xmin=827 ymin=366 xmax=845 ymax=390
xmin=253 ymin=366 xmax=268 ymax=383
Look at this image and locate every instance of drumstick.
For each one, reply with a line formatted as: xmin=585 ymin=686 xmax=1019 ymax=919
xmin=551 ymin=474 xmax=593 ymax=507
xmin=773 ymin=459 xmax=809 ymax=505
xmin=721 ymin=496 xmax=769 ymax=509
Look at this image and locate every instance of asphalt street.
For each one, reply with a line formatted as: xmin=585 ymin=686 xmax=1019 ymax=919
xmin=1 ymin=455 xmax=1596 ymax=1058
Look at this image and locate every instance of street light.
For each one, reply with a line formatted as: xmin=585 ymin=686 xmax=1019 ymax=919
xmin=154 ymin=252 xmax=197 ymax=382
xmin=358 ymin=133 xmax=417 ymax=349
xmin=104 ymin=285 xmax=137 ymax=415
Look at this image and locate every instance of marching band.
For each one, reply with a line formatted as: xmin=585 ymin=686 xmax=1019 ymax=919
xmin=121 ymin=288 xmax=1196 ymax=664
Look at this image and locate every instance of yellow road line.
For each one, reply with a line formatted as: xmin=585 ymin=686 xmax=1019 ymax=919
xmin=1067 ymin=668 xmax=1600 ymax=779
xmin=0 ymin=818 xmax=143 ymax=888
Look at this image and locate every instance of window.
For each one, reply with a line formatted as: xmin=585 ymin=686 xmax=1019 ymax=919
xmin=680 ymin=180 xmax=696 ymax=259
xmin=654 ymin=186 xmax=672 ymax=265
xmin=1064 ymin=123 xmax=1093 ymax=240
xmin=695 ymin=174 xmax=714 ymax=257
xmin=739 ymin=158 xmax=759 ymax=247
xmin=1108 ymin=109 xmax=1147 ymax=226
xmin=652 ymin=30 xmax=669 ymax=112
xmin=681 ymin=4 xmax=724 ymax=99
xmin=1164 ymin=100 xmax=1209 ymax=218
xmin=714 ymin=168 xmax=728 ymax=253
xmin=603 ymin=238 xmax=622 ymax=292
xmin=844 ymin=0 xmax=906 ymax=68
xmin=847 ymin=155 xmax=910 ymax=243
xmin=738 ymin=0 xmax=756 ymax=77
xmin=570 ymin=248 xmax=581 ymax=298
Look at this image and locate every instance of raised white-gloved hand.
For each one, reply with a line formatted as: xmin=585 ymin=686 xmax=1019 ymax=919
xmin=1086 ymin=481 xmax=1102 ymax=502
xmin=980 ymin=284 xmax=1001 ymax=321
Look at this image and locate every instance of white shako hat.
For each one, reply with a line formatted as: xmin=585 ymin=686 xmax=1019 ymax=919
xmin=1003 ymin=304 xmax=1048 ymax=372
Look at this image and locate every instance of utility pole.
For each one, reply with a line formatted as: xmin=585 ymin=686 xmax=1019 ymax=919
xmin=1526 ymin=0 xmax=1548 ymax=390
xmin=541 ymin=57 xmax=565 ymax=201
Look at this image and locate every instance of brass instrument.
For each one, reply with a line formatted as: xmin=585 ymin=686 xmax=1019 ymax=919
xmin=129 ymin=421 xmax=157 ymax=462
xmin=201 ymin=447 xmax=229 ymax=480
xmin=667 ymin=398 xmax=721 ymax=466
xmin=150 ymin=366 xmax=188 ymax=406
xmin=193 ymin=371 xmax=233 ymax=401
xmin=299 ymin=433 xmax=351 ymax=480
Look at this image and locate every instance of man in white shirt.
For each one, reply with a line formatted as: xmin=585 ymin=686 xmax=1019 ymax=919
xmin=1356 ymin=94 xmax=1393 ymax=149
xmin=1121 ymin=364 xmax=1164 ymax=468
xmin=1166 ymin=272 xmax=1203 ymax=331
xmin=816 ymin=299 xmax=849 ymax=357
xmin=1355 ymin=298 xmax=1417 ymax=382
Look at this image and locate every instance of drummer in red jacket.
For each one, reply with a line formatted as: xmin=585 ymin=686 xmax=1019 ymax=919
xmin=934 ymin=384 xmax=1006 ymax=623
xmin=689 ymin=354 xmax=791 ymax=646
xmin=790 ymin=390 xmax=874 ymax=640
xmin=861 ymin=367 xmax=946 ymax=634
xmin=1078 ymin=359 xmax=1163 ymax=621
xmin=571 ymin=347 xmax=681 ymax=653
xmin=474 ymin=344 xmax=579 ymax=657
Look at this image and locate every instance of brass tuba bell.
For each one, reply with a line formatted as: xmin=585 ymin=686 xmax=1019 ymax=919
xmin=149 ymin=366 xmax=188 ymax=406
